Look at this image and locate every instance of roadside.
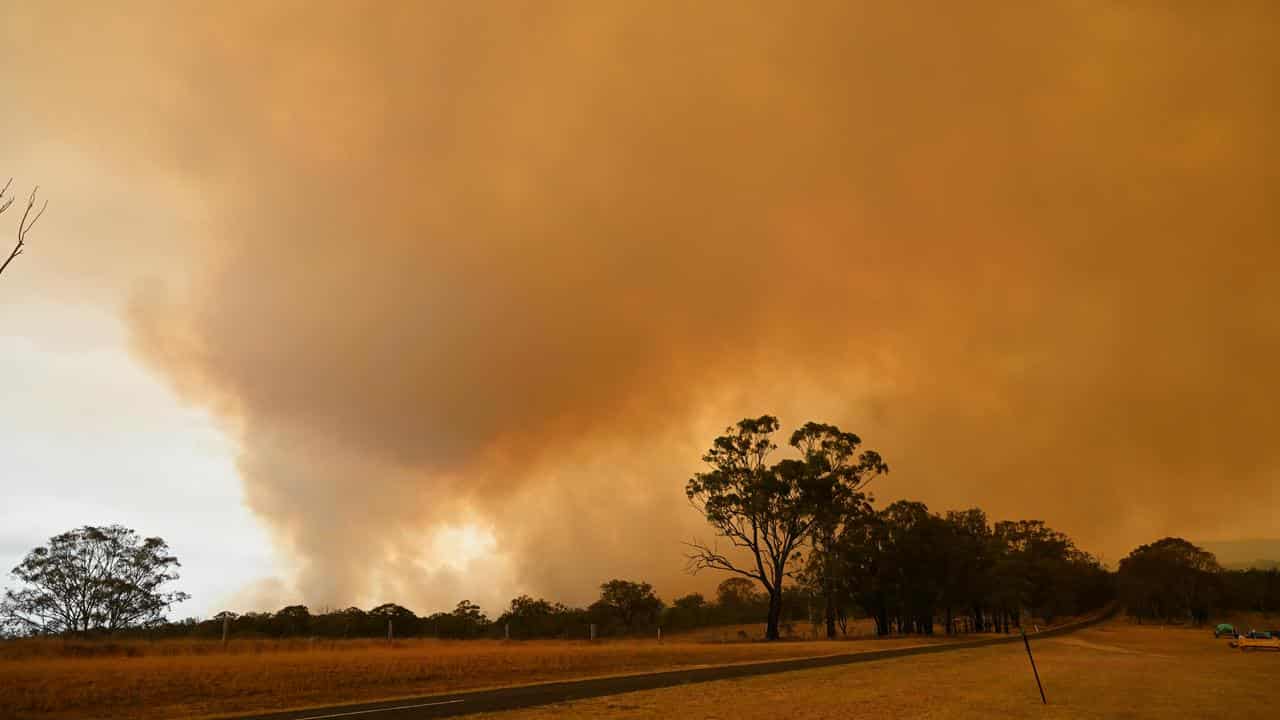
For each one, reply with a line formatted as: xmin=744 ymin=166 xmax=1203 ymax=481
xmin=224 ymin=611 xmax=1113 ymax=720
xmin=0 ymin=632 xmax=991 ymax=720
xmin=469 ymin=620 xmax=1277 ymax=719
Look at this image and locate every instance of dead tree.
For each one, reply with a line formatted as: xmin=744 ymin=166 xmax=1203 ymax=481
xmin=0 ymin=178 xmax=49 ymax=279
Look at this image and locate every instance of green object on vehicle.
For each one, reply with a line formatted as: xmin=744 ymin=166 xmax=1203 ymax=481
xmin=1216 ymin=623 xmax=1235 ymax=634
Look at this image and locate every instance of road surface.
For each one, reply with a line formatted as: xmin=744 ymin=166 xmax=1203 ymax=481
xmin=235 ymin=610 xmax=1114 ymax=720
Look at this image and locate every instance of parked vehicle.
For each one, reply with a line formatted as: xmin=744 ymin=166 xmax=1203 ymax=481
xmin=1235 ymin=635 xmax=1280 ymax=652
xmin=1229 ymin=629 xmax=1280 ymax=651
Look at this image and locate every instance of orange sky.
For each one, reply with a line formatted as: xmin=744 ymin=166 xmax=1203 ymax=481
xmin=2 ymin=1 xmax=1277 ymax=612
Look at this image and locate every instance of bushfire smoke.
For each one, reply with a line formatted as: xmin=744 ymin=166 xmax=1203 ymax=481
xmin=6 ymin=2 xmax=1278 ymax=610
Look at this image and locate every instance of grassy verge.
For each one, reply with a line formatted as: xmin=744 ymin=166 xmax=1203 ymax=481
xmin=470 ymin=621 xmax=1279 ymax=719
xmin=0 ymin=633 xmax=956 ymax=720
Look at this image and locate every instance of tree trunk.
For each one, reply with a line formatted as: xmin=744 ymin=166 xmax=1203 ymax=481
xmin=945 ymin=606 xmax=953 ymax=636
xmin=765 ymin=589 xmax=783 ymax=641
xmin=824 ymin=579 xmax=837 ymax=640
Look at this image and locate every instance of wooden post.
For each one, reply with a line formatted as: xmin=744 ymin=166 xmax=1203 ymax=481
xmin=505 ymin=623 xmax=510 ymax=641
xmin=387 ymin=618 xmax=393 ymax=644
xmin=657 ymin=626 xmax=662 ymax=643
xmin=589 ymin=623 xmax=597 ymax=641
xmin=221 ymin=616 xmax=229 ymax=647
xmin=1021 ymin=627 xmax=1047 ymax=705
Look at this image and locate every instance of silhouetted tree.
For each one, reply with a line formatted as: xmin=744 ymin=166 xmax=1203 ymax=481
xmin=426 ymin=599 xmax=490 ymax=638
xmin=312 ymin=606 xmax=367 ymax=637
xmin=848 ymin=500 xmax=943 ymax=635
xmin=686 ymin=416 xmax=821 ymax=640
xmin=715 ymin=577 xmax=763 ymax=611
xmin=0 ymin=525 xmax=189 ymax=636
xmin=672 ymin=592 xmax=708 ymax=610
xmin=495 ymin=595 xmax=584 ymax=638
xmin=662 ymin=593 xmax=709 ymax=630
xmin=830 ymin=504 xmax=1109 ymax=636
xmin=368 ymin=603 xmax=418 ymax=636
xmin=1119 ymin=537 xmax=1222 ymax=624
xmin=790 ymin=421 xmax=887 ymax=638
xmin=594 ymin=579 xmax=663 ymax=631
xmin=0 ymin=178 xmax=48 ymax=279
xmin=940 ymin=509 xmax=995 ymax=634
xmin=272 ymin=605 xmax=311 ymax=636
xmin=1221 ymin=567 xmax=1280 ymax=613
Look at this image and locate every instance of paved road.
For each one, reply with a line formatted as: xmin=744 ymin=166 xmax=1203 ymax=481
xmin=236 ymin=609 xmax=1114 ymax=720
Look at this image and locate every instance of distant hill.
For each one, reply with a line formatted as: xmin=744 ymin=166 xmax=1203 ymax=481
xmin=1199 ymin=539 xmax=1280 ymax=570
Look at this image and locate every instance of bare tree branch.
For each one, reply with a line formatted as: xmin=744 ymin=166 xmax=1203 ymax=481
xmin=0 ymin=178 xmax=13 ymax=215
xmin=0 ymin=180 xmax=49 ymax=279
xmin=683 ymin=539 xmax=766 ymax=584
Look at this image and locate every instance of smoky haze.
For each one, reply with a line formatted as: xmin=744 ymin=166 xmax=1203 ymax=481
xmin=6 ymin=2 xmax=1278 ymax=611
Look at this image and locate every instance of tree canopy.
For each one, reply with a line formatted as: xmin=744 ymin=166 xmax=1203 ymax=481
xmin=1 ymin=525 xmax=189 ymax=635
xmin=686 ymin=416 xmax=888 ymax=640
xmin=1119 ymin=537 xmax=1223 ymax=624
xmin=593 ymin=579 xmax=663 ymax=631
xmin=685 ymin=416 xmax=812 ymax=640
xmin=790 ymin=421 xmax=888 ymax=638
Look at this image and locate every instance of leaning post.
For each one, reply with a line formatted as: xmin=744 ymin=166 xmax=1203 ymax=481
xmin=1020 ymin=627 xmax=1047 ymax=705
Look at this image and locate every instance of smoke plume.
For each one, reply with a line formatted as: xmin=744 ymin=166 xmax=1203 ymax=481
xmin=6 ymin=1 xmax=1278 ymax=609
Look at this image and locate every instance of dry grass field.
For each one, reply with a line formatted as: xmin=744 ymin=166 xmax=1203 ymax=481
xmin=473 ymin=620 xmax=1280 ymax=719
xmin=0 ymin=631 xmax=955 ymax=720
xmin=679 ymin=617 xmax=886 ymax=642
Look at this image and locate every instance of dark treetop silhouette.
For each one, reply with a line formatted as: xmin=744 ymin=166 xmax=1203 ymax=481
xmin=1 ymin=525 xmax=188 ymax=635
xmin=684 ymin=416 xmax=887 ymax=641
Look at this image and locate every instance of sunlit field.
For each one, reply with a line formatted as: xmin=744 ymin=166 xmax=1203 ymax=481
xmin=0 ymin=631 xmax=964 ymax=720
xmin=473 ymin=619 xmax=1280 ymax=719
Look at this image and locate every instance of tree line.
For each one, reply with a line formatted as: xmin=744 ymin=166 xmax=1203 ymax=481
xmin=6 ymin=416 xmax=1274 ymax=641
xmin=808 ymin=504 xmax=1113 ymax=637
xmin=685 ymin=416 xmax=1112 ymax=639
xmin=5 ymin=528 xmax=1272 ymax=641
xmin=155 ymin=577 xmax=821 ymax=641
xmin=1118 ymin=536 xmax=1280 ymax=624
xmin=0 ymin=550 xmax=807 ymax=641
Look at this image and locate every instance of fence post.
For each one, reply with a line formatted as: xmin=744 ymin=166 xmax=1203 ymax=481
xmin=657 ymin=626 xmax=662 ymax=643
xmin=590 ymin=623 xmax=597 ymax=641
xmin=387 ymin=618 xmax=393 ymax=644
xmin=1021 ymin=627 xmax=1047 ymax=705
xmin=505 ymin=623 xmax=510 ymax=641
xmin=221 ymin=615 xmax=229 ymax=647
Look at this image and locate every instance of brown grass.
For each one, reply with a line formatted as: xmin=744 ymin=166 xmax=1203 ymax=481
xmin=677 ymin=616 xmax=886 ymax=642
xmin=0 ymin=632 xmax=957 ymax=720
xmin=472 ymin=620 xmax=1280 ymax=719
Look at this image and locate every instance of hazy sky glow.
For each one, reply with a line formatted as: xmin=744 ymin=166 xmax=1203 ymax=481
xmin=0 ymin=301 xmax=276 ymax=616
xmin=2 ymin=1 xmax=1278 ymax=617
